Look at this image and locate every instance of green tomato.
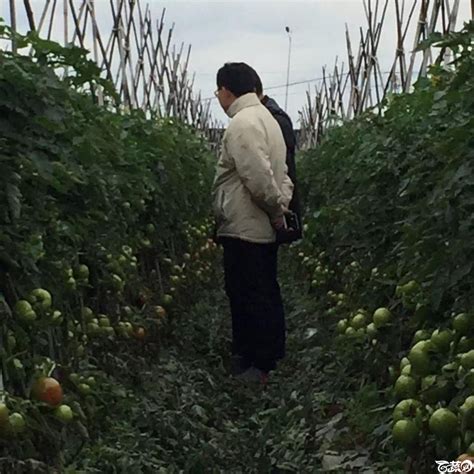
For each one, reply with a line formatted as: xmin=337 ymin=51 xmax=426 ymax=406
xmin=396 ymin=280 xmax=419 ymax=296
xmin=15 ymin=300 xmax=37 ymax=323
xmin=401 ymin=364 xmax=412 ymax=376
xmin=121 ymin=246 xmax=132 ymax=256
xmin=400 ymin=357 xmax=411 ymax=370
xmin=103 ymin=327 xmax=115 ymax=337
xmin=465 ymin=369 xmax=474 ymax=390
xmin=69 ymin=373 xmax=80 ymax=385
xmin=431 ymin=329 xmax=453 ymax=353
xmin=98 ymin=316 xmax=111 ymax=327
xmin=468 ymin=442 xmax=474 ymax=456
xmin=351 ymin=314 xmax=366 ymax=330
xmin=51 ymin=310 xmax=62 ymax=325
xmin=14 ymin=300 xmax=34 ymax=318
xmin=78 ymin=383 xmax=92 ymax=396
xmin=75 ymin=264 xmax=90 ymax=280
xmin=394 ymin=375 xmax=417 ymax=399
xmin=7 ymin=334 xmax=16 ymax=350
xmin=82 ymin=307 xmax=94 ymax=322
xmin=141 ymin=238 xmax=152 ymax=248
xmin=461 ymin=351 xmax=474 ymax=370
xmin=408 ymin=347 xmax=432 ymax=376
xmin=9 ymin=413 xmax=26 ymax=433
xmin=336 ymin=319 xmax=348 ymax=334
xmin=123 ymin=322 xmax=134 ymax=336
xmin=66 ymin=277 xmax=77 ymax=291
xmin=392 ymin=419 xmax=419 ymax=447
xmin=429 ymin=408 xmax=458 ymax=440
xmin=30 ymin=289 xmax=52 ymax=310
xmin=86 ymin=322 xmax=100 ymax=335
xmin=0 ymin=403 xmax=9 ymax=426
xmin=162 ymin=294 xmax=173 ymax=306
xmin=54 ymin=404 xmax=74 ymax=423
xmin=412 ymin=329 xmax=431 ymax=344
xmin=373 ymin=307 xmax=391 ymax=328
xmin=393 ymin=399 xmax=422 ymax=423
xmin=453 ymin=313 xmax=473 ymax=336
xmin=366 ymin=322 xmax=378 ymax=337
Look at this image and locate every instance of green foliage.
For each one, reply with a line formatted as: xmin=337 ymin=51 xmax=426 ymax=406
xmin=299 ymin=21 xmax=474 ymax=314
xmin=0 ymin=27 xmax=215 ymax=469
xmin=294 ymin=22 xmax=474 ymax=470
xmin=0 ymin=29 xmax=214 ymax=283
xmin=0 ymin=19 xmax=117 ymax=97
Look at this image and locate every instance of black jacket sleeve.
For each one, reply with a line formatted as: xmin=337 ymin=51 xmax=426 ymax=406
xmin=263 ymin=96 xmax=303 ymax=241
xmin=273 ymin=113 xmax=297 ymax=184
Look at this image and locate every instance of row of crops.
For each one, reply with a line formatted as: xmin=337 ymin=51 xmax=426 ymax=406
xmin=291 ymin=22 xmax=474 ymax=471
xmin=0 ymin=24 xmax=220 ymax=471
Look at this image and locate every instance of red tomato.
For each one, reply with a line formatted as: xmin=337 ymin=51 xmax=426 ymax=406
xmin=32 ymin=377 xmax=63 ymax=406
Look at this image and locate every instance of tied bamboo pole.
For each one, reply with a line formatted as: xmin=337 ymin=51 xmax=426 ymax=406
xmin=23 ymin=0 xmax=36 ymax=31
xmin=9 ymin=0 xmax=17 ymax=53
xmin=2 ymin=0 xmax=224 ymax=147
xmin=15 ymin=3 xmax=203 ymax=121
xmin=298 ymin=0 xmax=464 ymax=149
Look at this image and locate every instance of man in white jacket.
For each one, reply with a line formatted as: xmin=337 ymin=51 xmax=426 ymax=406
xmin=213 ymin=63 xmax=294 ymax=384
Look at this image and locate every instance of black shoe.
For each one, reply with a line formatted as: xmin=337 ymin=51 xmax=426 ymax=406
xmin=235 ymin=367 xmax=269 ymax=385
xmin=230 ymin=355 xmax=251 ymax=376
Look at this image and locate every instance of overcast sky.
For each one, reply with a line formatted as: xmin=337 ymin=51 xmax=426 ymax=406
xmin=2 ymin=0 xmax=472 ymax=125
xmin=157 ymin=0 xmax=375 ymax=124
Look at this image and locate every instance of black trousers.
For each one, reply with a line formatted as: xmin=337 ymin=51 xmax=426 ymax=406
xmin=221 ymin=237 xmax=286 ymax=372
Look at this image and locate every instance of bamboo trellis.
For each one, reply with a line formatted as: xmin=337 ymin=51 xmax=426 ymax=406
xmin=4 ymin=0 xmax=470 ymax=151
xmin=3 ymin=0 xmax=223 ymax=148
xmin=299 ymin=0 xmax=466 ymax=149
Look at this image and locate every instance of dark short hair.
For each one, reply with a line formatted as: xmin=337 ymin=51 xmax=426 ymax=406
xmin=216 ymin=63 xmax=258 ymax=97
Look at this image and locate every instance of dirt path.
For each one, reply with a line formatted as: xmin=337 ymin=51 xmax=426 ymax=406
xmin=67 ymin=259 xmax=401 ymax=473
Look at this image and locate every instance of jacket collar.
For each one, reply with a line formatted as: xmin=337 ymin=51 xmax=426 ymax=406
xmin=226 ymin=92 xmax=261 ymax=118
xmin=262 ymin=95 xmax=278 ymax=112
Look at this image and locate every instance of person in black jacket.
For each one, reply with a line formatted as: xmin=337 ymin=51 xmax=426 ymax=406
xmin=229 ymin=72 xmax=301 ymax=374
xmin=254 ymin=74 xmax=302 ymax=242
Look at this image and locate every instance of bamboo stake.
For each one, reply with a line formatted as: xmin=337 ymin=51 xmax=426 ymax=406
xmin=63 ymin=0 xmax=68 ymax=45
xmin=405 ymin=0 xmax=428 ymax=92
xmin=395 ymin=0 xmax=408 ymax=90
xmin=80 ymin=1 xmax=90 ymax=44
xmin=9 ymin=0 xmax=17 ymax=53
xmin=47 ymin=0 xmax=58 ymax=40
xmin=23 ymin=0 xmax=37 ymax=31
xmin=420 ymin=0 xmax=441 ymax=76
xmin=89 ymin=0 xmax=99 ymax=65
xmin=299 ymin=0 xmax=462 ymax=148
xmin=69 ymin=0 xmax=87 ymax=48
xmin=448 ymin=0 xmax=460 ymax=31
xmin=37 ymin=0 xmax=52 ymax=35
